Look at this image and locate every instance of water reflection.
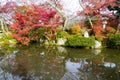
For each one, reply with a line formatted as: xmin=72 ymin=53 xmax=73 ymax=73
xmin=0 ymin=44 xmax=120 ymax=80
xmin=104 ymin=62 xmax=116 ymax=68
xmin=61 ymin=59 xmax=89 ymax=80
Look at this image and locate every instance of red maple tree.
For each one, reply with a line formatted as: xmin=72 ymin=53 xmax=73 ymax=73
xmin=10 ymin=5 xmax=62 ymax=45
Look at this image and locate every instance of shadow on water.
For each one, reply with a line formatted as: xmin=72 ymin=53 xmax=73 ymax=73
xmin=0 ymin=44 xmax=120 ymax=80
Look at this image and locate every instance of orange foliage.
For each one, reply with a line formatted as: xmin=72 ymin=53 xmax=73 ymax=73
xmin=93 ymin=24 xmax=103 ymax=36
xmin=70 ymin=24 xmax=81 ymax=34
xmin=106 ymin=26 xmax=116 ymax=33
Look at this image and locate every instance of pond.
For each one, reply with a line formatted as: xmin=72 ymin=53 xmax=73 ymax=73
xmin=0 ymin=44 xmax=120 ymax=80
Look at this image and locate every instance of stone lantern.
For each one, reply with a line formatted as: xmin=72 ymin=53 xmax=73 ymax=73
xmin=102 ymin=16 xmax=109 ymax=30
xmin=102 ymin=20 xmax=107 ymax=29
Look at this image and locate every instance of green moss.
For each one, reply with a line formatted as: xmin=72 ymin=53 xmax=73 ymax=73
xmin=65 ymin=35 xmax=95 ymax=47
xmin=57 ymin=31 xmax=71 ymax=38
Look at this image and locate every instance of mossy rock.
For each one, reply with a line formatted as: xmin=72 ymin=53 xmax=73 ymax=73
xmin=57 ymin=31 xmax=71 ymax=39
xmin=65 ymin=35 xmax=95 ymax=47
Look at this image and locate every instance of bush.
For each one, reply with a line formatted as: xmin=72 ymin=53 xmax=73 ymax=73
xmin=69 ymin=24 xmax=81 ymax=35
xmin=57 ymin=31 xmax=70 ymax=39
xmin=0 ymin=32 xmax=17 ymax=46
xmin=107 ymin=33 xmax=120 ymax=49
xmin=65 ymin=35 xmax=95 ymax=47
xmin=95 ymin=36 xmax=104 ymax=42
xmin=106 ymin=26 xmax=116 ymax=33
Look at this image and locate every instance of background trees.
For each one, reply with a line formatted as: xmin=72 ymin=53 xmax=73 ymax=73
xmin=0 ymin=0 xmax=120 ymax=46
xmin=77 ymin=0 xmax=120 ymax=38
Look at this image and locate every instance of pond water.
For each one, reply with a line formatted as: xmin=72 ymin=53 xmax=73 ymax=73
xmin=0 ymin=44 xmax=120 ymax=80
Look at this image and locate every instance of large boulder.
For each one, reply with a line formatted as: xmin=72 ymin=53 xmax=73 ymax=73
xmin=94 ymin=40 xmax=102 ymax=49
xmin=57 ymin=38 xmax=67 ymax=46
xmin=83 ymin=31 xmax=89 ymax=38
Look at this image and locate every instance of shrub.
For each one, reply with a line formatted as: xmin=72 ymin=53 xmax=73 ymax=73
xmin=65 ymin=35 xmax=95 ymax=47
xmin=107 ymin=33 xmax=120 ymax=49
xmin=0 ymin=32 xmax=17 ymax=45
xmin=69 ymin=24 xmax=81 ymax=35
xmin=57 ymin=31 xmax=70 ymax=38
xmin=95 ymin=36 xmax=104 ymax=42
xmin=106 ymin=26 xmax=116 ymax=33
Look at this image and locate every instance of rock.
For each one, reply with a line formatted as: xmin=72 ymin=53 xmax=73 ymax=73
xmin=94 ymin=40 xmax=102 ymax=49
xmin=83 ymin=31 xmax=89 ymax=38
xmin=57 ymin=38 xmax=67 ymax=45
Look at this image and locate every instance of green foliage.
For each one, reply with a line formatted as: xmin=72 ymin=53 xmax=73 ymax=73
xmin=0 ymin=33 xmax=17 ymax=46
xmin=107 ymin=33 xmax=120 ymax=49
xmin=66 ymin=22 xmax=77 ymax=28
xmin=95 ymin=36 xmax=103 ymax=42
xmin=107 ymin=33 xmax=115 ymax=39
xmin=106 ymin=26 xmax=116 ymax=34
xmin=57 ymin=31 xmax=70 ymax=38
xmin=65 ymin=35 xmax=95 ymax=47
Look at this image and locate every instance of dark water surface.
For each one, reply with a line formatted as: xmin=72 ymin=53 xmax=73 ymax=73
xmin=0 ymin=44 xmax=120 ymax=80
